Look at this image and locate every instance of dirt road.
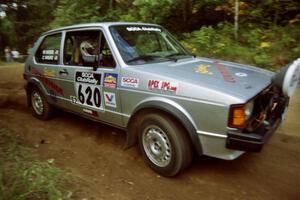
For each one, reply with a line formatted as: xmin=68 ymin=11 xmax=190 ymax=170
xmin=0 ymin=63 xmax=299 ymax=200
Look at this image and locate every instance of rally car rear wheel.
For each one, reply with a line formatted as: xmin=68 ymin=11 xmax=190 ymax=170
xmin=30 ymin=87 xmax=53 ymax=120
xmin=138 ymin=112 xmax=192 ymax=176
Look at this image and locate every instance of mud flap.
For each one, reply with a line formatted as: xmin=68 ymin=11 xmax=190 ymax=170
xmin=124 ymin=132 xmax=135 ymax=150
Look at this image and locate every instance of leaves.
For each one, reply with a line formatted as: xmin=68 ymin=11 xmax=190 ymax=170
xmin=0 ymin=0 xmax=299 ymax=67
xmin=181 ymin=22 xmax=300 ymax=69
xmin=0 ymin=0 xmax=58 ymax=53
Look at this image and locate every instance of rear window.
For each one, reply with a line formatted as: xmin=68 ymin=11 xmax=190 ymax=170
xmin=35 ymin=33 xmax=61 ymax=64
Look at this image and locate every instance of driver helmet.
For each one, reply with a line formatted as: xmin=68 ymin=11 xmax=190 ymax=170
xmin=80 ymin=40 xmax=97 ymax=63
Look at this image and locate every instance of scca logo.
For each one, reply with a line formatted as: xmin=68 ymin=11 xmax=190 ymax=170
xmin=121 ymin=77 xmax=139 ymax=88
xmin=123 ymin=77 xmax=138 ymax=83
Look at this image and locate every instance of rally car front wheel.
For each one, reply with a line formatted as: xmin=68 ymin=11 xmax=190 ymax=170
xmin=138 ymin=112 xmax=193 ymax=176
xmin=30 ymin=87 xmax=53 ymax=120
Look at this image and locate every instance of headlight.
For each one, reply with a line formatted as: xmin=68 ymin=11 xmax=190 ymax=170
xmin=245 ymin=101 xmax=254 ymax=120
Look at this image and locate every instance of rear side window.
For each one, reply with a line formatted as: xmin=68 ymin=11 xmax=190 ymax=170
xmin=35 ymin=33 xmax=61 ymax=64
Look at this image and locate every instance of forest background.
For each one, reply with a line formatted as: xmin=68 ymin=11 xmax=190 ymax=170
xmin=0 ymin=0 xmax=300 ymax=70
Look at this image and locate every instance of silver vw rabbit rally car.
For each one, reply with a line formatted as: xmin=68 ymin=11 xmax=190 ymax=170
xmin=24 ymin=22 xmax=300 ymax=176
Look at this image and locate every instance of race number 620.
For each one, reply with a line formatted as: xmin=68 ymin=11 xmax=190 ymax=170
xmin=76 ymin=84 xmax=101 ymax=108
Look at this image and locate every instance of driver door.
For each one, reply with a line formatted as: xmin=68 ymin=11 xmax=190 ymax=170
xmin=60 ymin=29 xmax=123 ymax=126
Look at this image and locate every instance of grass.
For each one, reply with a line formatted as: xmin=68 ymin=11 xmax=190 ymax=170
xmin=0 ymin=127 xmax=73 ymax=200
xmin=0 ymin=61 xmax=24 ymax=66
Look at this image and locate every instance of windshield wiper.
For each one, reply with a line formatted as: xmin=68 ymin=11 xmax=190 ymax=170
xmin=126 ymin=55 xmax=161 ymax=63
xmin=166 ymin=52 xmax=184 ymax=57
xmin=164 ymin=53 xmax=193 ymax=62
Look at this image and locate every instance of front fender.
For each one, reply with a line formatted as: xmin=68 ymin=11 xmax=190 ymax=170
xmin=127 ymin=97 xmax=203 ymax=155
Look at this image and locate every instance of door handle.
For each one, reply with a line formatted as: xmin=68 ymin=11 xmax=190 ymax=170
xmin=59 ymin=69 xmax=68 ymax=76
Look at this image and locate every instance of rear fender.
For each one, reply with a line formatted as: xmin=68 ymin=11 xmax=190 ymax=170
xmin=25 ymin=77 xmax=49 ymax=106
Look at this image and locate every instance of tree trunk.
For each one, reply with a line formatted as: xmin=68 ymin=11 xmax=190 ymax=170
xmin=273 ymin=0 xmax=279 ymax=25
xmin=109 ymin=0 xmax=116 ymax=10
xmin=183 ymin=0 xmax=192 ymax=30
xmin=234 ymin=0 xmax=239 ymax=41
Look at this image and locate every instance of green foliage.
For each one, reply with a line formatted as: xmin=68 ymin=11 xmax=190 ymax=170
xmin=130 ymin=0 xmax=179 ymax=23
xmin=1 ymin=0 xmax=300 ymax=67
xmin=50 ymin=0 xmax=181 ymax=28
xmin=242 ymin=0 xmax=300 ymax=26
xmin=0 ymin=128 xmax=73 ymax=200
xmin=0 ymin=0 xmax=58 ymax=54
xmin=0 ymin=19 xmax=16 ymax=45
xmin=50 ymin=0 xmax=133 ymax=28
xmin=181 ymin=22 xmax=300 ymax=70
xmin=51 ymin=0 xmax=103 ymax=28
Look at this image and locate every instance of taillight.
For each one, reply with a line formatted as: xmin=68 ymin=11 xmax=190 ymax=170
xmin=228 ymin=104 xmax=246 ymax=128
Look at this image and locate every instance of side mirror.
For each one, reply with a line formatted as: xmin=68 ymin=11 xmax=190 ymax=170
xmin=92 ymin=54 xmax=103 ymax=71
xmin=93 ymin=64 xmax=98 ymax=71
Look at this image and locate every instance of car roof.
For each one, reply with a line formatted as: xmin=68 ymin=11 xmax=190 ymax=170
xmin=42 ymin=22 xmax=161 ymax=36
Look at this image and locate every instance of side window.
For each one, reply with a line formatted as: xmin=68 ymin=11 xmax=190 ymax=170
xmin=99 ymin=34 xmax=116 ymax=68
xmin=64 ymin=30 xmax=99 ymax=66
xmin=35 ymin=34 xmax=61 ymax=64
xmin=63 ymin=30 xmax=115 ymax=68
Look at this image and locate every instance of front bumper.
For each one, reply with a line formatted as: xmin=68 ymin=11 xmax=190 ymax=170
xmin=226 ymin=85 xmax=289 ymax=153
xmin=226 ymin=118 xmax=281 ymax=152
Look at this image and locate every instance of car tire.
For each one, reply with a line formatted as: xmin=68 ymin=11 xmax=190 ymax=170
xmin=138 ymin=112 xmax=193 ymax=176
xmin=30 ymin=86 xmax=53 ymax=120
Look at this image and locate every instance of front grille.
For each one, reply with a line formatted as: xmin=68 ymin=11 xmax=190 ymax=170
xmin=244 ymin=85 xmax=288 ymax=133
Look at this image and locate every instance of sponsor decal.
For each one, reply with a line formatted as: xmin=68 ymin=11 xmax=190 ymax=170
xmin=43 ymin=67 xmax=56 ymax=77
xmin=31 ymin=67 xmax=64 ymax=95
xmin=70 ymin=96 xmax=78 ymax=104
xmin=42 ymin=49 xmax=59 ymax=61
xmin=75 ymin=71 xmax=101 ymax=85
xmin=126 ymin=27 xmax=161 ymax=32
xmin=235 ymin=72 xmax=248 ymax=77
xmin=121 ymin=77 xmax=139 ymax=88
xmin=103 ymin=73 xmax=118 ymax=88
xmin=195 ymin=64 xmax=213 ymax=75
xmin=82 ymin=108 xmax=98 ymax=117
xmin=104 ymin=92 xmax=116 ymax=108
xmin=148 ymin=80 xmax=178 ymax=93
xmin=214 ymin=61 xmax=235 ymax=83
xmin=243 ymin=83 xmax=252 ymax=89
xmin=74 ymin=71 xmax=102 ymax=109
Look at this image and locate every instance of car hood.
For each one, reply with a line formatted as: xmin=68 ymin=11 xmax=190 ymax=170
xmin=130 ymin=57 xmax=274 ymax=103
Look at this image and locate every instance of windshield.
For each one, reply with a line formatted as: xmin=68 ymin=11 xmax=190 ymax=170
xmin=109 ymin=25 xmax=192 ymax=65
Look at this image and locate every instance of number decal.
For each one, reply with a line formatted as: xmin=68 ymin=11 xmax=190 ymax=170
xmin=85 ymin=86 xmax=93 ymax=106
xmin=70 ymin=96 xmax=78 ymax=104
xmin=74 ymin=71 xmax=102 ymax=109
xmin=94 ymin=88 xmax=101 ymax=108
xmin=75 ymin=84 xmax=102 ymax=109
xmin=78 ymin=84 xmax=85 ymax=104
